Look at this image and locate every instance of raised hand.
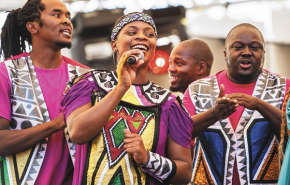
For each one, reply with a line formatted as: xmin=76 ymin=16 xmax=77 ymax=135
xmin=211 ymin=84 xmax=238 ymax=120
xmin=116 ymin=49 xmax=145 ymax=89
xmin=123 ymin=129 xmax=148 ymax=165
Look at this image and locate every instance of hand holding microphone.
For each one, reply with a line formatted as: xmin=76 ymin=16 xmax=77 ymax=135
xmin=127 ymin=50 xmax=144 ymax=65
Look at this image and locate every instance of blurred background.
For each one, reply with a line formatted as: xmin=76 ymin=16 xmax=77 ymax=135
xmin=1 ymin=0 xmax=290 ymax=95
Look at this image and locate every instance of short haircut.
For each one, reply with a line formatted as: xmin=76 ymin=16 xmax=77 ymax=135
xmin=180 ymin=39 xmax=213 ymax=75
xmin=225 ymin=23 xmax=265 ymax=48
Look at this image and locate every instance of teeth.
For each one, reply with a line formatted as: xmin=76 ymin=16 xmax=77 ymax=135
xmin=62 ymin=30 xmax=70 ymax=35
xmin=132 ymin=45 xmax=148 ymax=50
xmin=169 ymin=76 xmax=178 ymax=79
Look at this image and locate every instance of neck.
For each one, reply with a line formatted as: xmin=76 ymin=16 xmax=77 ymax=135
xmin=132 ymin=66 xmax=148 ymax=84
xmin=30 ymin=49 xmax=63 ymax=69
xmin=226 ymin=72 xmax=259 ymax=84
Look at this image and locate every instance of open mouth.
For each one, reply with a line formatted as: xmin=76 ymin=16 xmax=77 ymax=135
xmin=240 ymin=60 xmax=251 ymax=68
xmin=61 ymin=29 xmax=71 ymax=36
xmin=131 ymin=44 xmax=148 ymax=51
xmin=169 ymin=74 xmax=178 ymax=84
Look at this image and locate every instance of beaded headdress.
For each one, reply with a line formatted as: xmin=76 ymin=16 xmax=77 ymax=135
xmin=111 ymin=12 xmax=158 ymax=41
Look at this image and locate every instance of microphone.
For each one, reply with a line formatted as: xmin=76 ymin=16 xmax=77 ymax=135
xmin=127 ymin=51 xmax=144 ymax=65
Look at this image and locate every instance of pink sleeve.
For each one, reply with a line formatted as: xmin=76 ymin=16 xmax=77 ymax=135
xmin=0 ymin=62 xmax=12 ymax=121
xmin=182 ymin=88 xmax=196 ymax=116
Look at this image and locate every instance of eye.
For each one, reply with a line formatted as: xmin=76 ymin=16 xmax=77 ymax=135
xmin=53 ymin=14 xmax=60 ymax=18
xmin=250 ymin=44 xmax=260 ymax=50
xmin=127 ymin=31 xmax=136 ymax=35
xmin=145 ymin=32 xmax=155 ymax=38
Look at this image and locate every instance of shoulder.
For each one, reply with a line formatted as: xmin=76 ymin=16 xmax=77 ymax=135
xmin=62 ymin=55 xmax=90 ymax=69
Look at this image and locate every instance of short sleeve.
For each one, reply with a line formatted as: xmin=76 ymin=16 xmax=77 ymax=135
xmin=61 ymin=76 xmax=98 ymax=121
xmin=183 ymin=88 xmax=196 ymax=116
xmin=167 ymin=101 xmax=193 ymax=149
xmin=0 ymin=62 xmax=12 ymax=121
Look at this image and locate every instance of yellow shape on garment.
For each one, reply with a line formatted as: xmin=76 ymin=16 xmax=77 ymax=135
xmin=256 ymin=141 xmax=279 ymax=181
xmin=8 ymin=148 xmax=33 ymax=184
xmin=86 ymin=111 xmax=155 ymax=184
xmin=121 ymin=86 xmax=142 ymax=105
xmin=193 ymin=148 xmax=215 ymax=185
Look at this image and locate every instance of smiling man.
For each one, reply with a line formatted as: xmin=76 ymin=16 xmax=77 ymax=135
xmin=0 ymin=0 xmax=89 ymax=184
xmin=168 ymin=39 xmax=213 ymax=94
xmin=183 ymin=23 xmax=290 ymax=185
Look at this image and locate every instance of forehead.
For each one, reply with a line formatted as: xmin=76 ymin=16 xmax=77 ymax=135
xmin=171 ymin=45 xmax=197 ymax=62
xmin=228 ymin=27 xmax=264 ymax=45
xmin=41 ymin=0 xmax=69 ymax=12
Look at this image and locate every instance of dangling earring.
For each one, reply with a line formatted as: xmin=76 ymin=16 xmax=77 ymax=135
xmin=113 ymin=50 xmax=118 ymax=67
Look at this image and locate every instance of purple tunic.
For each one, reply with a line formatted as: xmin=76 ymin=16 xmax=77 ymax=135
xmin=62 ymin=73 xmax=193 ymax=185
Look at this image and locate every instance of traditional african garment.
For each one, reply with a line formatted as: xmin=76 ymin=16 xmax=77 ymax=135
xmin=0 ymin=53 xmax=90 ymax=185
xmin=184 ymin=69 xmax=289 ymax=185
xmin=61 ymin=70 xmax=193 ymax=185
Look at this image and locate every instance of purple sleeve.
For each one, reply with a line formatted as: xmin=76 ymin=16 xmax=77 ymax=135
xmin=167 ymin=100 xmax=193 ymax=149
xmin=61 ymin=76 xmax=98 ymax=121
xmin=183 ymin=88 xmax=196 ymax=116
xmin=0 ymin=62 xmax=12 ymax=121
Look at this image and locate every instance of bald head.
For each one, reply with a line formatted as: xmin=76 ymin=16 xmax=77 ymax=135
xmin=179 ymin=39 xmax=214 ymax=75
xmin=225 ymin=23 xmax=265 ymax=48
xmin=168 ymin=39 xmax=214 ymax=93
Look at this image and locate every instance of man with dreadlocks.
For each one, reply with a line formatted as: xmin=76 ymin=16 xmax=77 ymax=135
xmin=183 ymin=23 xmax=290 ymax=185
xmin=0 ymin=0 xmax=89 ymax=184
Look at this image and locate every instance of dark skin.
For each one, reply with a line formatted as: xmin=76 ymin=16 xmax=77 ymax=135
xmin=67 ymin=21 xmax=192 ymax=184
xmin=191 ymin=26 xmax=281 ymax=138
xmin=0 ymin=0 xmax=72 ymax=156
xmin=168 ymin=44 xmax=208 ymax=93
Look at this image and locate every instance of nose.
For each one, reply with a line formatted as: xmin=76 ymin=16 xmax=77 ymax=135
xmin=241 ymin=46 xmax=252 ymax=56
xmin=135 ymin=32 xmax=147 ymax=40
xmin=168 ymin=63 xmax=176 ymax=72
xmin=62 ymin=18 xmax=72 ymax=26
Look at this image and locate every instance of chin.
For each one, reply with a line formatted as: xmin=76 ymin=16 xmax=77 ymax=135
xmin=56 ymin=41 xmax=72 ymax=49
xmin=169 ymin=86 xmax=179 ymax=92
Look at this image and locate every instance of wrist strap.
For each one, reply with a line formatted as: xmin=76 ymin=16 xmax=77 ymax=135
xmin=141 ymin=151 xmax=177 ymax=183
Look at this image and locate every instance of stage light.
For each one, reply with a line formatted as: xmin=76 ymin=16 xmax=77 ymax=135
xmin=149 ymin=50 xmax=169 ymax=74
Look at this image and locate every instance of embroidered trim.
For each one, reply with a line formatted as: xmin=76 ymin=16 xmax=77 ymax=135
xmin=111 ymin=12 xmax=158 ymax=41
xmin=141 ymin=151 xmax=177 ymax=183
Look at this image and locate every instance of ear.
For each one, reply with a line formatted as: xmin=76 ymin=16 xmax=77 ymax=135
xmin=223 ymin=48 xmax=227 ymax=61
xmin=26 ymin=22 xmax=38 ymax=34
xmin=111 ymin=40 xmax=117 ymax=53
xmin=197 ymin=61 xmax=206 ymax=75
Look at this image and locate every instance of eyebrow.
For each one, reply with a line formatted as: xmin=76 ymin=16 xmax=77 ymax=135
xmin=52 ymin=8 xmax=71 ymax=16
xmin=126 ymin=25 xmax=154 ymax=31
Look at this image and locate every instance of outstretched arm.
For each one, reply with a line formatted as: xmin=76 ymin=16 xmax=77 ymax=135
xmin=0 ymin=114 xmax=65 ymax=156
xmin=66 ymin=50 xmax=144 ymax=144
xmin=191 ymin=84 xmax=238 ymax=138
xmin=226 ymin=93 xmax=281 ymax=134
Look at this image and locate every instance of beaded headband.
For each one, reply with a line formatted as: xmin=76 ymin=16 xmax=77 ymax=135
xmin=111 ymin=12 xmax=158 ymax=41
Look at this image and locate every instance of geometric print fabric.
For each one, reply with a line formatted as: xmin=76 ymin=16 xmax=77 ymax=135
xmin=189 ymin=70 xmax=286 ymax=185
xmin=1 ymin=56 xmax=88 ymax=185
xmin=103 ymin=105 xmax=154 ymax=168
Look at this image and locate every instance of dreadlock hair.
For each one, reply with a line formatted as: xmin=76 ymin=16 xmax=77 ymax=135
xmin=0 ymin=0 xmax=45 ymax=60
xmin=279 ymin=87 xmax=290 ymax=169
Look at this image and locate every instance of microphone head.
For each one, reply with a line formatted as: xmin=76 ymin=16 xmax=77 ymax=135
xmin=138 ymin=50 xmax=144 ymax=60
xmin=127 ymin=57 xmax=136 ymax=65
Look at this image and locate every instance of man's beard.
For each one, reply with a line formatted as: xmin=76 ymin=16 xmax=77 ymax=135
xmin=169 ymin=85 xmax=180 ymax=92
xmin=237 ymin=74 xmax=253 ymax=84
xmin=56 ymin=41 xmax=72 ymax=49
